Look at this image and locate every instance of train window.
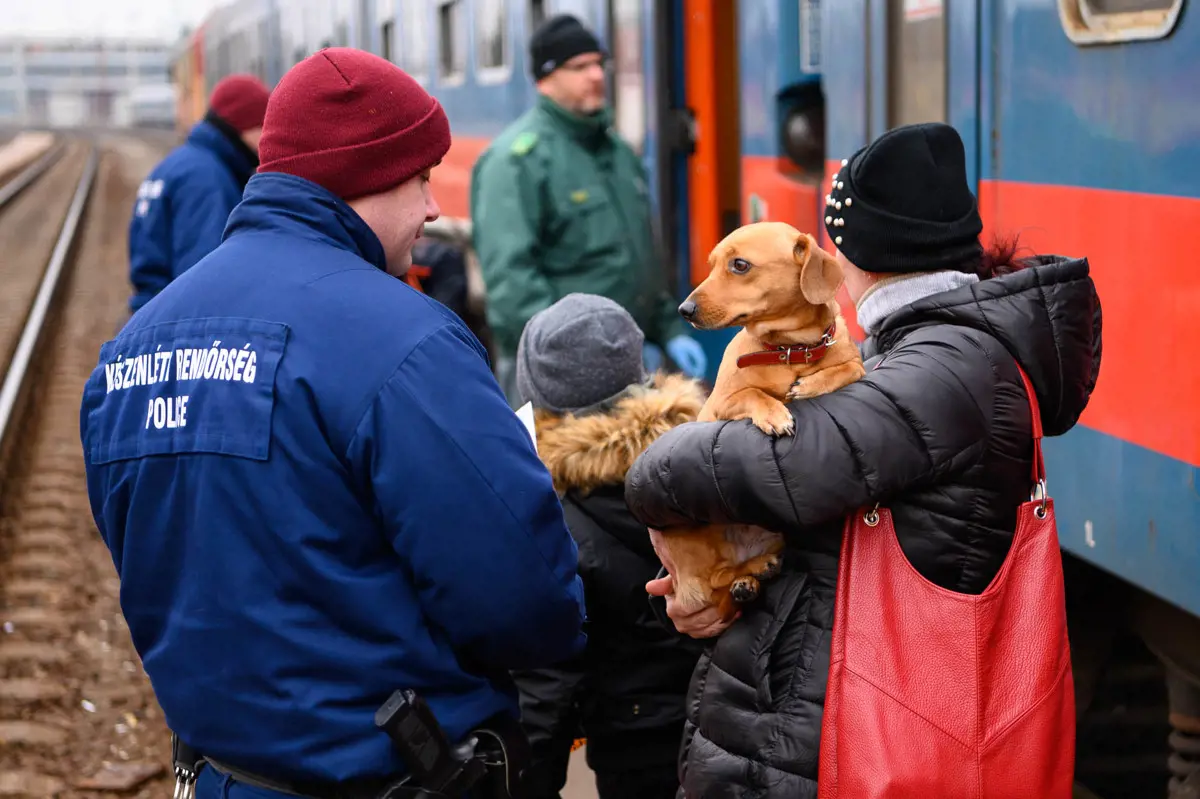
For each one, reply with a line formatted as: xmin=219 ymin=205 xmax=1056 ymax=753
xmin=438 ymin=0 xmax=468 ymax=83
xmin=476 ymin=0 xmax=511 ymax=79
xmin=530 ymin=0 xmax=547 ymax=28
xmin=1059 ymin=0 xmax=1183 ymax=43
xmin=381 ymin=19 xmax=395 ymax=62
xmin=886 ymin=0 xmax=946 ymax=128
xmin=359 ymin=0 xmax=373 ymax=51
xmin=399 ymin=2 xmax=430 ymax=82
xmin=610 ymin=0 xmax=647 ymax=155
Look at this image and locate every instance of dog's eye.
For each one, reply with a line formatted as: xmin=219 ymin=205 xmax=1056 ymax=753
xmin=728 ymin=258 xmax=752 ymax=275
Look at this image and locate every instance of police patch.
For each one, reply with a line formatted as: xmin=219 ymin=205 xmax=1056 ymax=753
xmin=86 ymin=318 xmax=289 ymax=465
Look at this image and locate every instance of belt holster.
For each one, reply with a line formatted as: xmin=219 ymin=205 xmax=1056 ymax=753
xmin=375 ymin=713 xmax=531 ymax=799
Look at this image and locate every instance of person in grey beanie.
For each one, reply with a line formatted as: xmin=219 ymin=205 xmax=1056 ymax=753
xmin=511 ymin=293 xmax=706 ymax=799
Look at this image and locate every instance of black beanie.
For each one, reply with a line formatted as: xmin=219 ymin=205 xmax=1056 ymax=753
xmin=823 ymin=122 xmax=983 ymax=274
xmin=529 ymin=14 xmax=605 ymax=81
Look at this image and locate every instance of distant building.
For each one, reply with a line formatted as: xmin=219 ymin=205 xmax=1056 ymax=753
xmin=0 ymin=36 xmax=174 ymax=129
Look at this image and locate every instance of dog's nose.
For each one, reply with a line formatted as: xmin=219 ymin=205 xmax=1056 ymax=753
xmin=678 ymin=300 xmax=697 ymax=320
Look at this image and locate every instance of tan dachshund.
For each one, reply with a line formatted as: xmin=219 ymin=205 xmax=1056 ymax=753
xmin=656 ymin=221 xmax=866 ymax=620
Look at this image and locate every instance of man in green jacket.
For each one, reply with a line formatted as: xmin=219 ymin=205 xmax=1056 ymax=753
xmin=470 ymin=14 xmax=706 ymax=404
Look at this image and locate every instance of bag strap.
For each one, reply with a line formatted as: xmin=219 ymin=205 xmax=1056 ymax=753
xmin=1013 ymin=363 xmax=1046 ymax=489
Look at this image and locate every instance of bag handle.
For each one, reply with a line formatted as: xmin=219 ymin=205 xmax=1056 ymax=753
xmin=1013 ymin=364 xmax=1045 ymax=487
xmin=1013 ymin=364 xmax=1050 ymax=521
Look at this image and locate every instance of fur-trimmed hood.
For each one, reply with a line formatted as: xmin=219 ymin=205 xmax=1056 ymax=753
xmin=534 ymin=373 xmax=707 ymax=495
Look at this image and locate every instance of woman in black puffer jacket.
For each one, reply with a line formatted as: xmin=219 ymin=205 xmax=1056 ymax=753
xmin=510 ymin=293 xmax=705 ymax=799
xmin=623 ymin=122 xmax=1103 ymax=798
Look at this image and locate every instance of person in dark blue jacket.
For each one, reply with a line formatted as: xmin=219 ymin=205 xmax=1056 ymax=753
xmin=80 ymin=49 xmax=586 ymax=799
xmin=127 ymin=73 xmax=270 ymax=315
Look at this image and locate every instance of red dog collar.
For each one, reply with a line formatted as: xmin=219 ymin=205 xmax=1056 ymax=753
xmin=737 ymin=322 xmax=837 ymax=368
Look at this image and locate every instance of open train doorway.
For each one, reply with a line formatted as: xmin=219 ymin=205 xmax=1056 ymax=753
xmin=682 ymin=0 xmax=742 ymax=295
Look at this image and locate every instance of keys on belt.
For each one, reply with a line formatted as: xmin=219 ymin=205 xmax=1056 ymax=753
xmin=172 ymin=733 xmax=206 ymax=799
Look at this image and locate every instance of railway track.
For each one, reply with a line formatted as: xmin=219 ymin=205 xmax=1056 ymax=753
xmin=0 ymin=135 xmax=174 ymax=797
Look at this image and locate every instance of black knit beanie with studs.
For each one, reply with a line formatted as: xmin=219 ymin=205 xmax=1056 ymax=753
xmin=824 ymin=122 xmax=983 ymax=274
xmin=529 ymin=14 xmax=605 ymax=81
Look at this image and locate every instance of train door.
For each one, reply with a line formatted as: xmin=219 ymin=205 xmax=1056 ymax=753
xmin=680 ymin=0 xmax=741 ymax=296
xmin=603 ymin=1 xmax=661 ymax=247
xmin=824 ymin=0 xmax=981 ymax=337
xmin=602 ymin=0 xmax=744 ymax=383
xmin=874 ymin=0 xmax=982 ymax=209
xmin=599 ymin=0 xmax=692 ymax=304
xmin=646 ymin=0 xmax=742 ymax=380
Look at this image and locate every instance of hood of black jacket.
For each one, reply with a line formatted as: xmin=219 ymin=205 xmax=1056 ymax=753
xmin=871 ymin=255 xmax=1102 ymax=437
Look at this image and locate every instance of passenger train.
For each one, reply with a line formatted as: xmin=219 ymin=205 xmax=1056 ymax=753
xmin=172 ymin=1 xmax=1200 ymax=790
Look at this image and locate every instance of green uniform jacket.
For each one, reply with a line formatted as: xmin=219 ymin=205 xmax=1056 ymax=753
xmin=470 ymin=96 xmax=686 ymax=357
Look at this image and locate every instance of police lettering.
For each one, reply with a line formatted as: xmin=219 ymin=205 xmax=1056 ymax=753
xmin=144 ymin=395 xmax=189 ymax=429
xmin=105 ymin=340 xmax=258 ymax=394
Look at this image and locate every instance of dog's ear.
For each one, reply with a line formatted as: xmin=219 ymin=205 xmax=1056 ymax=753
xmin=793 ymin=233 xmax=844 ymax=305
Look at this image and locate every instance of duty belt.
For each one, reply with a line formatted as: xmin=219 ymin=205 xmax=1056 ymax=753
xmin=172 ymin=734 xmax=397 ymax=799
xmin=170 ymin=717 xmax=528 ymax=799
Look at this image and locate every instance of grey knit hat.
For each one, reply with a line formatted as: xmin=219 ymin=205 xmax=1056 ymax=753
xmin=516 ymin=293 xmax=649 ymax=415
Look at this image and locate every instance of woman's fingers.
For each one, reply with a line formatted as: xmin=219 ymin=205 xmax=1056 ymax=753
xmin=665 ymin=597 xmax=741 ymax=638
xmin=645 ymin=574 xmax=674 ymax=597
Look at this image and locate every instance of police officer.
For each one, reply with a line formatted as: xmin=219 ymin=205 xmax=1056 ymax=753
xmin=80 ymin=49 xmax=586 ymax=799
xmin=470 ymin=14 xmax=706 ymax=404
xmin=127 ymin=73 xmax=270 ymax=315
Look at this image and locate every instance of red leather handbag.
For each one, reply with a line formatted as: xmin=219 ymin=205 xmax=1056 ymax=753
xmin=817 ymin=365 xmax=1075 ymax=798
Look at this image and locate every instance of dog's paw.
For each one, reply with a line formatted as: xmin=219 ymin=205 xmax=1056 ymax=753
xmin=786 ymin=377 xmax=814 ymax=402
xmin=750 ymin=402 xmax=795 ymax=436
xmin=730 ymin=575 xmax=761 ymax=604
xmin=753 ymin=554 xmax=782 ymax=581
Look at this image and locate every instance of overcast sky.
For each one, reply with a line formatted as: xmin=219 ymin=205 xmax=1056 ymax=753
xmin=0 ymin=0 xmax=225 ymax=41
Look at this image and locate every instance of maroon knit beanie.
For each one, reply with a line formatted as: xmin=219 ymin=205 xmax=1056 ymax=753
xmin=208 ymin=74 xmax=271 ymax=133
xmin=256 ymin=48 xmax=451 ymax=201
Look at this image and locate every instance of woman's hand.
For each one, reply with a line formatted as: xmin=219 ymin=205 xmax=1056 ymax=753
xmin=646 ymin=528 xmax=740 ymax=639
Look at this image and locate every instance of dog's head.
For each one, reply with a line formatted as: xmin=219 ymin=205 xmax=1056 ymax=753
xmin=678 ymin=222 xmax=843 ymax=337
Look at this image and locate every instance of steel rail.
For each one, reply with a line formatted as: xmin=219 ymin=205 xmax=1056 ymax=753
xmin=0 ymin=146 xmax=99 ymax=450
xmin=0 ymin=139 xmax=67 ymax=211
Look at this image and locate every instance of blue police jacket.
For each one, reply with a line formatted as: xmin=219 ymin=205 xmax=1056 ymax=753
xmin=81 ymin=172 xmax=588 ymax=785
xmin=127 ymin=119 xmax=258 ymax=314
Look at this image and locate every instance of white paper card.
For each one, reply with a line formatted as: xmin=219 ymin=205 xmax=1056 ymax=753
xmin=515 ymin=401 xmax=538 ymax=454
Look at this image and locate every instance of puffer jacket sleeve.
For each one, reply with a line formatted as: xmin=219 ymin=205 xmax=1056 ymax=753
xmin=347 ymin=322 xmax=587 ymax=670
xmin=625 ymin=326 xmax=997 ymax=534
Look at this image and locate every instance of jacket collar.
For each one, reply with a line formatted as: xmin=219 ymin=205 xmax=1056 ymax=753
xmin=855 ymin=270 xmax=980 ymax=336
xmin=533 ymin=373 xmax=706 ymax=495
xmin=537 ymin=94 xmax=612 ymax=150
xmin=223 ymin=172 xmax=389 ymax=272
xmin=187 ymin=118 xmax=258 ymax=185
